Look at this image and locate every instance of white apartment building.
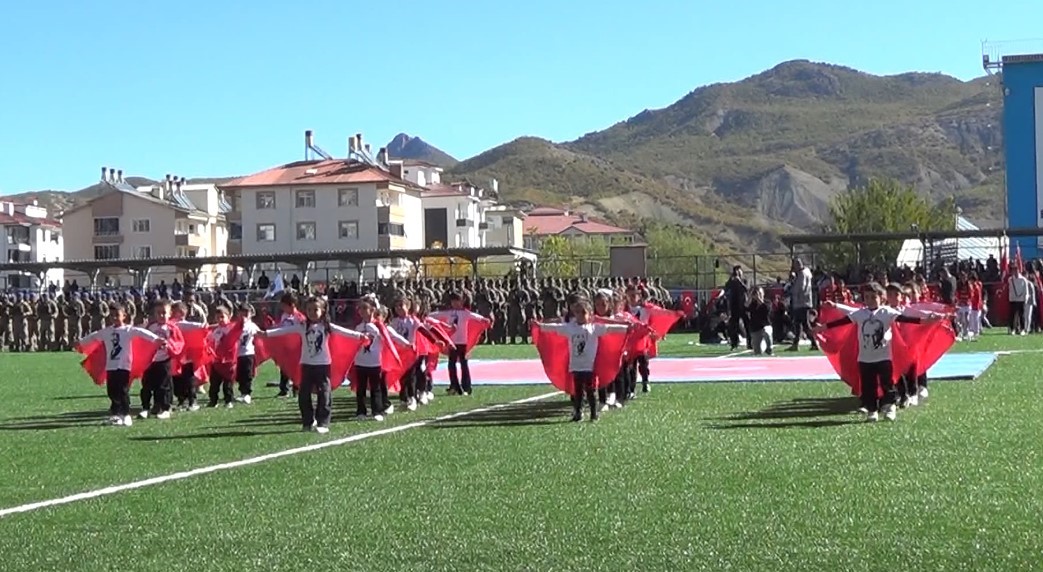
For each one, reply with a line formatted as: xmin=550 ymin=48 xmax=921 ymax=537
xmin=483 ymin=205 xmax=526 ymax=249
xmin=221 ymin=148 xmax=424 ymax=281
xmin=62 ymin=168 xmax=231 ymax=287
xmin=0 ymin=200 xmax=63 ymax=290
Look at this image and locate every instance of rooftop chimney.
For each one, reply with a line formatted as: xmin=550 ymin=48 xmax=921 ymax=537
xmin=377 ymin=147 xmax=387 ymax=165
xmin=348 ymin=135 xmax=356 ymax=153
xmin=108 ymin=168 xmax=116 ymax=183
xmin=116 ymin=169 xmax=123 ymax=184
xmin=305 ymin=130 xmax=314 ymax=148
xmin=165 ymin=174 xmax=173 ymax=191
xmin=356 ymin=133 xmax=363 ymax=152
xmin=365 ymin=143 xmax=372 ymax=156
xmin=101 ymin=166 xmax=108 ymax=182
xmin=180 ymin=176 xmax=187 ymax=189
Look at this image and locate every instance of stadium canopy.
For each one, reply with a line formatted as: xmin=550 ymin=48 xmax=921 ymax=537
xmin=0 ymin=246 xmax=537 ymax=292
xmin=894 ymin=216 xmax=1008 ymax=268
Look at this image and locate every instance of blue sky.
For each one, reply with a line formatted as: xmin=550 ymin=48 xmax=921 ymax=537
xmin=1 ymin=0 xmax=1040 ymax=193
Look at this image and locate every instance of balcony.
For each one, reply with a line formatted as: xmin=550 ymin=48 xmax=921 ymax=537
xmin=455 ymin=218 xmax=471 ymax=228
xmin=92 ymin=233 xmax=123 ymax=244
xmin=175 ymin=234 xmax=188 ymax=246
xmin=479 ymin=221 xmax=489 ymax=230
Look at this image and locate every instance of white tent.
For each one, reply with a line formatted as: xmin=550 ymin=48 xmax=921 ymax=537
xmin=895 ymin=216 xmax=1007 ymax=268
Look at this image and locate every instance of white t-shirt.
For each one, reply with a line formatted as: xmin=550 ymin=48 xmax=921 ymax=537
xmin=267 ymin=322 xmax=363 ymax=366
xmin=540 ymin=321 xmax=628 ymax=372
xmin=354 ymin=321 xmax=409 ymax=368
xmin=80 ymin=325 xmax=160 ymax=372
xmin=628 ymin=305 xmax=649 ymax=324
xmin=429 ymin=310 xmax=486 ymax=344
xmin=389 ymin=316 xmax=419 ymax=344
xmin=207 ymin=323 xmax=235 ymax=350
xmin=237 ymin=320 xmax=261 ymax=358
xmin=147 ymin=322 xmax=174 ymax=362
xmin=279 ymin=311 xmax=301 ymax=327
xmin=846 ymin=306 xmax=904 ymax=364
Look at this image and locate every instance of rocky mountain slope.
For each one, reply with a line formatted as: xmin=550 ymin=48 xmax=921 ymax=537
xmin=386 ymin=133 xmax=457 ymax=167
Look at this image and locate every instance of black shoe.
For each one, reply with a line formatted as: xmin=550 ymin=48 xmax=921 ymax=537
xmin=571 ymin=411 xmax=582 ymax=422
xmin=642 ymin=384 xmax=650 ymax=394
xmin=276 ymin=391 xmax=289 ymax=398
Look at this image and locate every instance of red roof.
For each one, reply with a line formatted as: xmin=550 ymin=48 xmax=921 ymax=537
xmin=0 ymin=212 xmax=60 ymax=227
xmin=524 ymin=208 xmax=633 ymax=236
xmin=421 ymin=183 xmax=470 ymax=199
xmin=220 ymin=159 xmax=410 ymax=189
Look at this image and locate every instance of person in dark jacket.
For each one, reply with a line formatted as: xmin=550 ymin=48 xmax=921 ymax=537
xmin=747 ymin=286 xmax=773 ymax=355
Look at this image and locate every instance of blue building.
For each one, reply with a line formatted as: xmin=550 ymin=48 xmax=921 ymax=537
xmin=996 ymin=53 xmax=1043 ymax=258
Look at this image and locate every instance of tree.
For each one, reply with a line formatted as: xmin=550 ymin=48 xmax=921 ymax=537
xmin=820 ymin=178 xmax=956 ymax=269
xmin=419 ymin=241 xmax=473 ymax=279
xmin=535 ymin=235 xmax=610 ymax=278
xmin=644 ymin=223 xmax=714 ymax=289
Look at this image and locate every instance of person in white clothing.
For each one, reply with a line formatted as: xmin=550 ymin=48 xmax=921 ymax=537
xmin=1007 ymin=268 xmax=1030 ymax=335
xmin=77 ymin=303 xmax=163 ymax=427
xmin=260 ymin=297 xmax=367 ymax=433
xmin=353 ymin=298 xmax=410 ymax=421
xmin=428 ymin=292 xmax=491 ymax=396
xmin=535 ymin=299 xmax=630 ymax=422
xmin=140 ymin=300 xmax=176 ymax=420
xmin=815 ymin=284 xmax=940 ymax=422
xmin=235 ymin=303 xmax=262 ymax=404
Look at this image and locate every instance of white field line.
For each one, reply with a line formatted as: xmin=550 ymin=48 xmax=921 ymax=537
xmin=0 ymin=391 xmax=564 ymax=519
xmin=716 ymin=349 xmax=752 ymax=358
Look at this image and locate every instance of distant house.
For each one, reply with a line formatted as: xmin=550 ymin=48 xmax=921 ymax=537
xmin=62 ymin=168 xmax=231 ymax=287
xmin=0 ymin=200 xmax=63 ymax=290
xmin=522 ymin=207 xmax=637 ymax=250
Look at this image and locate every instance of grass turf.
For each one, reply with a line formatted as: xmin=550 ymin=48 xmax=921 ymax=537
xmin=0 ymin=329 xmax=1041 ymax=570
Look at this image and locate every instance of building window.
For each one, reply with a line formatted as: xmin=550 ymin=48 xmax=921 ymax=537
xmin=93 ymin=217 xmax=120 ymax=236
xmin=229 ymin=222 xmax=242 ymax=240
xmin=7 ymin=227 xmax=30 ymax=243
xmin=132 ymin=219 xmax=150 ymax=233
xmin=296 ymin=222 xmax=316 ymax=241
xmin=338 ymin=220 xmax=359 ymax=239
xmin=379 ymin=191 xmax=396 ymax=206
xmin=134 ymin=246 xmax=152 ymax=259
xmin=378 ymin=222 xmax=405 ymax=237
xmin=295 ymin=190 xmax=315 ymax=208
xmin=338 ymin=188 xmax=359 ymax=207
xmin=256 ymin=224 xmax=276 ymax=242
xmin=256 ymin=192 xmax=276 ymax=210
xmin=188 ymin=223 xmax=197 ymax=235
xmin=94 ymin=244 xmax=120 ymax=260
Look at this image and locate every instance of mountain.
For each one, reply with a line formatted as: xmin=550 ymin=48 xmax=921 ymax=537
xmin=386 ymin=133 xmax=458 ymax=167
xmin=5 ymin=177 xmax=235 ymax=218
xmin=447 ymin=60 xmax=1003 ymax=253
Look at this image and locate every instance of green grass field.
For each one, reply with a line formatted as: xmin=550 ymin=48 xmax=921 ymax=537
xmin=0 ymin=330 xmax=1041 ymax=571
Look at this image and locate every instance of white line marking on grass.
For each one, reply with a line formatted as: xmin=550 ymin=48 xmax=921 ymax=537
xmin=0 ymin=391 xmax=563 ymax=520
xmin=716 ymin=349 xmax=752 ymax=358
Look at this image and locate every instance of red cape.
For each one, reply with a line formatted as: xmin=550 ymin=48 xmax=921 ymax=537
xmin=176 ymin=324 xmax=212 ymax=384
xmin=76 ymin=331 xmax=161 ymax=386
xmin=530 ymin=322 xmax=634 ymax=394
xmin=432 ymin=312 xmax=489 ymax=357
xmin=264 ymin=326 xmax=367 ymax=391
xmin=633 ymin=304 xmax=683 ymax=358
xmin=421 ymin=317 xmax=455 ymax=373
xmin=901 ymin=303 xmax=957 ymax=377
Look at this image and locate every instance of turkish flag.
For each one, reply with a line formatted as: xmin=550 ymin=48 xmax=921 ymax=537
xmin=531 ymin=323 xmax=633 ymax=394
xmin=77 ymin=333 xmax=161 ymax=386
xmin=680 ymin=291 xmax=696 ymax=317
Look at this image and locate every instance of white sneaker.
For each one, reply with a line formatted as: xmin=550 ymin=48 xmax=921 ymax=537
xmin=225 ymin=402 xmax=234 ymax=409
xmin=122 ymin=415 xmax=134 ymax=427
xmin=242 ymin=395 xmax=252 ymax=405
xmin=907 ymin=395 xmax=919 ymax=407
xmin=188 ymin=404 xmax=200 ymax=412
xmin=606 ymin=393 xmax=617 ymax=407
xmin=384 ymin=405 xmax=394 ymax=415
xmin=407 ymin=399 xmax=417 ymax=412
xmin=315 ymin=426 xmax=330 ymax=434
xmin=156 ymin=410 xmax=171 ymax=420
xmin=918 ymin=387 xmax=929 ymax=400
xmin=612 ymin=401 xmax=624 ymax=409
xmin=419 ymin=394 xmax=430 ymax=405
xmin=137 ymin=410 xmax=149 ymax=420
xmin=374 ymin=414 xmax=385 ymax=422
xmin=857 ymin=407 xmax=869 ymax=415
xmin=600 ymin=403 xmax=610 ymax=412
xmin=866 ymin=411 xmax=879 ymax=423
xmin=109 ymin=416 xmax=123 ymax=426
xmin=883 ymin=405 xmax=897 ymax=422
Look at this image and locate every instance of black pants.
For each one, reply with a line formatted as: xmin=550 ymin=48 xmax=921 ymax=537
xmin=354 ymin=365 xmax=384 ymax=416
xmin=634 ymin=355 xmax=650 ymax=391
xmin=447 ymin=346 xmax=472 ymax=394
xmin=209 ymin=367 xmax=234 ymax=405
xmin=858 ymin=360 xmax=896 ymax=413
xmin=141 ymin=359 xmax=172 ymax=413
xmin=173 ymin=362 xmax=196 ymax=406
xmin=613 ymin=369 xmax=628 ymax=404
xmin=399 ymin=358 xmax=422 ymax=403
xmin=1010 ymin=301 xmax=1026 ymax=333
xmin=106 ymin=369 xmax=131 ymax=417
xmin=237 ymin=355 xmax=255 ymax=396
xmin=300 ymin=364 xmax=332 ymax=428
xmin=278 ymin=370 xmax=292 ymax=395
xmin=727 ymin=309 xmax=750 ymax=350
xmin=571 ymin=371 xmax=597 ymax=417
xmin=791 ymin=307 xmax=818 ymax=349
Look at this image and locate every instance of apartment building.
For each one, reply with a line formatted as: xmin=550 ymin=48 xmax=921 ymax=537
xmin=522 ymin=207 xmax=638 ymax=250
xmin=62 ymin=168 xmax=231 ymax=286
xmin=0 ymin=200 xmax=63 ymax=290
xmin=220 ymin=133 xmax=424 ymax=280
